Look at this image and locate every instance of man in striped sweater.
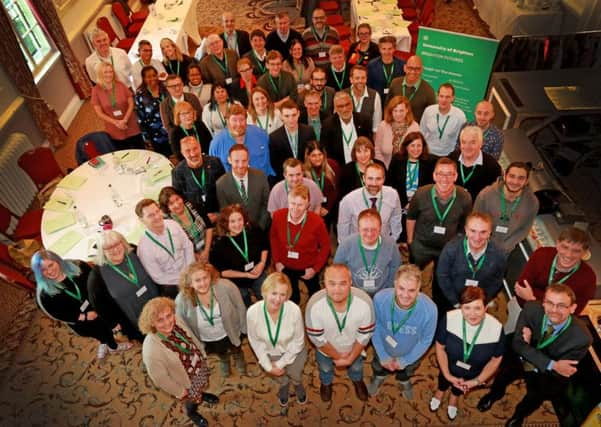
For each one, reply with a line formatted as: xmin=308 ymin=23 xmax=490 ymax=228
xmin=302 ymin=8 xmax=340 ymax=69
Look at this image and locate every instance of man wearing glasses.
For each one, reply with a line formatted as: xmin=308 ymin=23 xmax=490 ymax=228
xmin=302 ymin=8 xmax=340 ymax=69
xmin=257 ymin=50 xmax=298 ymax=109
xmin=298 ymin=68 xmax=335 ymax=116
xmin=159 ymin=75 xmax=203 ymax=137
xmin=131 ymin=40 xmax=167 ymax=90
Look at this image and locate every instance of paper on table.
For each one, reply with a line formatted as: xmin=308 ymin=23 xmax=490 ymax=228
xmin=146 ymin=166 xmax=171 ymax=184
xmin=44 ymin=213 xmax=76 ymax=234
xmin=119 ymin=151 xmax=139 ymax=162
xmin=48 ymin=230 xmax=83 ymax=256
xmin=58 ymin=175 xmax=87 ymax=190
xmin=44 ymin=198 xmax=74 ymax=212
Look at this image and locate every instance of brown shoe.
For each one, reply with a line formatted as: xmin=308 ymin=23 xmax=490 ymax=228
xmin=352 ymin=380 xmax=368 ymax=401
xmin=320 ymin=383 xmax=332 ymax=402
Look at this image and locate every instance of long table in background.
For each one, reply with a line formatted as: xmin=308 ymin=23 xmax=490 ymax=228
xmin=41 ymin=150 xmax=172 ymax=261
xmin=350 ymin=0 xmax=412 ymax=52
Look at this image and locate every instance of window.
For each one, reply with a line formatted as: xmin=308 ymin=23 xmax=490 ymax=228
xmin=2 ymin=0 xmax=53 ymax=73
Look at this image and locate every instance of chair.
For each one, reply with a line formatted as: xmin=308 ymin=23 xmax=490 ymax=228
xmin=111 ymin=1 xmax=144 ymax=37
xmin=96 ymin=17 xmax=135 ymax=52
xmin=0 ymin=203 xmax=43 ymax=243
xmin=420 ymin=0 xmax=435 ymax=27
xmin=340 ymin=39 xmax=351 ymax=54
xmin=326 ymin=14 xmax=344 ymax=26
xmin=75 ymin=132 xmax=116 ymax=165
xmin=334 ymin=25 xmax=351 ymax=40
xmin=319 ymin=1 xmax=339 ymax=14
xmin=18 ymin=147 xmax=64 ymax=204
xmin=0 ymin=242 xmax=35 ymax=292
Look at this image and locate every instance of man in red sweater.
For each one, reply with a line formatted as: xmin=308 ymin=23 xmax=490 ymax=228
xmin=270 ymin=184 xmax=330 ymax=304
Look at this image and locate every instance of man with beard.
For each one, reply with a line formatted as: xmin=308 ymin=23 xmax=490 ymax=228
xmin=386 ymin=55 xmax=435 ymax=122
xmin=298 ymin=68 xmax=335 ymax=116
xmin=344 ymin=65 xmax=382 ymax=132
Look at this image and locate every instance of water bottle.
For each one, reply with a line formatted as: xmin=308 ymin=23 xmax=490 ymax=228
xmin=108 ymin=184 xmax=123 ymax=207
xmin=73 ymin=205 xmax=88 ymax=228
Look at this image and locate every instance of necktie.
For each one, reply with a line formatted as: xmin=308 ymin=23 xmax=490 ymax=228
xmin=239 ymin=179 xmax=248 ymax=203
xmin=370 ymin=197 xmax=377 ymax=209
xmin=523 ymin=324 xmax=555 ymax=372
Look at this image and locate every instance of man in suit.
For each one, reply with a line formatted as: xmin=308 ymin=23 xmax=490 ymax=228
xmin=216 ymin=144 xmax=271 ymax=231
xmin=199 ymin=34 xmax=239 ymax=87
xmin=503 ymin=285 xmax=592 ymax=427
xmin=321 ymin=91 xmax=372 ymax=165
xmin=220 ymin=12 xmax=251 ymax=58
xmin=265 ymin=11 xmax=302 ymax=61
xmin=300 ymin=90 xmax=329 ymax=141
xmin=160 ymin=75 xmax=203 ymax=139
xmin=269 ymin=99 xmax=316 ymax=181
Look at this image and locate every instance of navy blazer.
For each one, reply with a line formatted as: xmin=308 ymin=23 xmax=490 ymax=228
xmin=269 ymin=124 xmax=316 ymax=181
xmin=220 ymin=30 xmax=252 ymax=57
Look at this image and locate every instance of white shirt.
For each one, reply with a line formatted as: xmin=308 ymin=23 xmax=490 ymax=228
xmin=420 ymin=104 xmax=466 ymax=156
xmin=85 ymin=47 xmax=132 ymax=88
xmin=131 ymin=58 xmax=167 ymax=90
xmin=340 ymin=117 xmax=357 ymax=164
xmin=458 ymin=150 xmax=484 ymax=166
xmin=195 ymin=300 xmax=227 ymax=342
xmin=350 ymin=86 xmax=382 ymax=132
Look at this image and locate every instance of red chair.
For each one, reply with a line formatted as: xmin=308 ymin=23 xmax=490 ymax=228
xmin=111 ymin=1 xmax=143 ymax=37
xmin=326 ymin=14 xmax=344 ymax=26
xmin=340 ymin=39 xmax=351 ymax=54
xmin=319 ymin=1 xmax=339 ymax=14
xmin=334 ymin=25 xmax=351 ymax=40
xmin=0 ymin=204 xmax=43 ymax=242
xmin=420 ymin=0 xmax=435 ymax=27
xmin=18 ymin=147 xmax=64 ymax=203
xmin=96 ymin=17 xmax=135 ymax=52
xmin=402 ymin=0 xmax=426 ymax=21
xmin=0 ymin=242 xmax=35 ymax=292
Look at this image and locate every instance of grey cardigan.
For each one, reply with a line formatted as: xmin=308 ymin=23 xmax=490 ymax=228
xmin=175 ymin=278 xmax=247 ymax=347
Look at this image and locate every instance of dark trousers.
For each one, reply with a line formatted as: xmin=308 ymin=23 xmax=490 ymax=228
xmin=512 ymin=371 xmax=568 ymax=421
xmin=184 ymin=400 xmax=206 ymax=426
xmin=71 ymin=318 xmax=118 ymax=349
xmin=159 ymin=285 xmax=179 ymax=299
xmin=283 ymin=267 xmax=321 ymax=304
xmin=409 ymin=241 xmax=449 ymax=316
xmin=487 ymin=332 xmax=522 ymax=399
xmin=371 ymin=351 xmax=419 ymax=382
xmin=437 ymin=371 xmax=464 ymax=396
xmin=204 ymin=336 xmax=235 ymax=357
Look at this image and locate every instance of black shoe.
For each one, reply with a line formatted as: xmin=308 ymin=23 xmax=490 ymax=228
xmin=189 ymin=413 xmax=208 ymax=427
xmin=320 ymin=383 xmax=332 ymax=402
xmin=477 ymin=393 xmax=499 ymax=412
xmin=352 ymin=380 xmax=368 ymax=401
xmin=201 ymin=392 xmax=219 ymax=405
xmin=505 ymin=416 xmax=523 ymax=427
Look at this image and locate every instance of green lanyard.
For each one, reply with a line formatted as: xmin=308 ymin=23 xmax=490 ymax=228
xmin=173 ymin=207 xmax=200 ymax=239
xmin=167 ymin=60 xmax=180 ymax=77
xmin=321 ymin=91 xmax=328 ymax=112
xmin=382 ymin=63 xmax=395 ymax=88
xmin=216 ymin=103 xmax=229 ymax=127
xmin=311 ymin=25 xmax=328 ymax=43
xmin=286 ymin=214 xmax=307 ymax=249
xmin=402 ymin=79 xmax=421 ymax=101
xmin=331 ymin=66 xmax=346 ymax=91
xmin=268 ymin=74 xmax=280 ymax=97
xmin=263 ymin=302 xmax=284 ymax=347
xmin=358 ymin=235 xmax=381 ymax=275
xmin=212 ymin=55 xmax=229 ymax=76
xmin=463 ymin=238 xmax=486 ymax=278
xmin=63 ymin=276 xmax=82 ymax=302
xmin=145 ymin=228 xmax=175 ymax=259
xmin=196 ymin=288 xmax=215 ymax=326
xmin=108 ymin=83 xmax=117 ymax=109
xmin=311 ymin=168 xmax=325 ymax=191
xmin=190 ymin=167 xmax=206 ymax=192
xmin=354 ymin=162 xmax=365 ymax=187
xmin=327 ymin=294 xmax=352 ymax=333
xmin=537 ymin=315 xmax=572 ymax=349
xmin=157 ymin=330 xmax=192 ymax=354
xmin=107 ymin=254 xmax=139 ymax=287
xmin=430 ymin=186 xmax=456 ymax=224
xmin=285 ymin=127 xmax=298 ymax=158
xmin=436 ymin=113 xmax=450 ymax=139
xmin=342 ymin=126 xmax=354 ymax=148
xmin=256 ymin=114 xmax=270 ymax=132
xmin=548 ymin=255 xmax=580 ymax=285
xmin=296 ymin=64 xmax=304 ymax=82
xmin=361 ymin=188 xmax=383 ymax=212
xmin=406 ymin=161 xmax=419 ymax=188
xmin=462 ymin=317 xmax=485 ymax=362
xmin=499 ymin=186 xmax=522 ymax=222
xmin=182 ymin=124 xmax=200 ymax=141
xmin=228 ymin=229 xmax=249 ymax=263
xmin=390 ymin=299 xmax=416 ymax=334
xmin=460 ymin=162 xmax=477 ymax=185
xmin=252 ymin=51 xmax=266 ymax=74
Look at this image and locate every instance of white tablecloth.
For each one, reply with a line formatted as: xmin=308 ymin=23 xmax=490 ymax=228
xmin=350 ymin=0 xmax=412 ymax=52
xmin=474 ymin=0 xmax=563 ymax=39
xmin=128 ymin=0 xmax=200 ymax=62
xmin=41 ymin=150 xmax=173 ymax=261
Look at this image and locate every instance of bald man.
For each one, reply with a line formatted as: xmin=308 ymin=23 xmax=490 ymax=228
xmin=455 ymin=101 xmax=504 ymax=160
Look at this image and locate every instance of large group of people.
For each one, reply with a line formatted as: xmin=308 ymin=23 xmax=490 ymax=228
xmin=35 ymin=9 xmax=598 ymax=427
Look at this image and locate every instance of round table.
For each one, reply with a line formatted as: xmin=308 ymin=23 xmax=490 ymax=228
xmin=41 ymin=149 xmax=173 ymax=261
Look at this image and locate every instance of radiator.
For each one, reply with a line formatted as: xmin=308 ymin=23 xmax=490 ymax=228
xmin=0 ymin=133 xmax=37 ymax=216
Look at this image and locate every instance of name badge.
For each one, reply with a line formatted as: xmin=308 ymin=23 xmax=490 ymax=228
xmin=287 ymin=250 xmax=299 ymax=259
xmin=456 ymin=360 xmax=471 ymax=370
xmin=80 ymin=300 xmax=90 ymax=312
xmin=322 ymin=196 xmax=328 ymax=203
xmin=363 ymin=279 xmax=376 ymax=289
xmin=465 ymin=279 xmax=479 ymax=287
xmin=201 ymin=194 xmax=207 ymax=202
xmin=244 ymin=261 xmax=255 ymax=272
xmin=495 ymin=225 xmax=508 ymax=234
xmin=191 ymin=353 xmax=199 ymax=367
xmin=318 ymin=51 xmax=327 ymax=58
xmin=383 ymin=88 xmax=390 ymax=95
xmin=433 ymin=225 xmax=446 ymax=235
xmin=297 ymin=84 xmax=306 ymax=91
xmin=385 ymin=335 xmax=398 ymax=348
xmin=136 ymin=286 xmax=148 ymax=297
xmin=225 ymin=77 xmax=233 ymax=85
xmin=113 ymin=109 xmax=123 ymax=117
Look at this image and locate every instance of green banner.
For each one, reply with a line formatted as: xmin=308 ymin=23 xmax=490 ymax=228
xmin=416 ymin=27 xmax=498 ymax=121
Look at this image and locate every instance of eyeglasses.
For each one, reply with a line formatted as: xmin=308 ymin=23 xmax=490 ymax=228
xmin=543 ymin=300 xmax=571 ymax=310
xmin=358 ymin=32 xmax=371 ymax=36
xmin=166 ymin=83 xmax=183 ymax=89
xmin=406 ymin=66 xmax=422 ymax=72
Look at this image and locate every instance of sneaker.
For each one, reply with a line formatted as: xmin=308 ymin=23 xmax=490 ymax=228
xmin=429 ymin=396 xmax=441 ymax=412
xmin=97 ymin=343 xmax=108 ymax=359
xmin=400 ymin=380 xmax=414 ymax=400
xmin=295 ymin=384 xmax=307 ymax=405
xmin=447 ymin=405 xmax=458 ymax=420
xmin=109 ymin=341 xmax=133 ymax=353
xmin=277 ymin=385 xmax=289 ymax=407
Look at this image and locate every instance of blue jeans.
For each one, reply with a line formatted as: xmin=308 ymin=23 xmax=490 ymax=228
xmin=315 ymin=350 xmax=364 ymax=385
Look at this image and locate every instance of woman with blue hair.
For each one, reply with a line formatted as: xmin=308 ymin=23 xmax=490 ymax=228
xmin=32 ymin=250 xmax=133 ymax=359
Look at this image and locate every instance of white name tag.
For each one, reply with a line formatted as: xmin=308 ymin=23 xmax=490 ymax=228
xmin=322 ymin=196 xmax=328 ymax=203
xmin=318 ymin=51 xmax=327 ymax=58
xmin=225 ymin=77 xmax=233 ymax=85
xmin=495 ymin=225 xmax=508 ymax=234
xmin=113 ymin=109 xmax=123 ymax=117
xmin=80 ymin=300 xmax=90 ymax=312
xmin=191 ymin=353 xmax=199 ymax=367
xmin=201 ymin=194 xmax=207 ymax=202
xmin=363 ymin=279 xmax=376 ymax=289
xmin=385 ymin=335 xmax=398 ymax=348
xmin=433 ymin=225 xmax=446 ymax=235
xmin=244 ymin=261 xmax=255 ymax=272
xmin=136 ymin=286 xmax=148 ymax=297
xmin=297 ymin=84 xmax=306 ymax=91
xmin=287 ymin=251 xmax=299 ymax=259
xmin=465 ymin=279 xmax=479 ymax=287
xmin=383 ymin=88 xmax=390 ymax=95
xmin=456 ymin=360 xmax=471 ymax=370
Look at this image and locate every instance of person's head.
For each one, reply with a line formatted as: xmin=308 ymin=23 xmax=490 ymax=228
xmin=187 ymin=63 xmax=203 ymax=86
xmin=287 ymin=184 xmax=310 ymax=221
xmin=555 ymin=227 xmax=590 ymax=270
xmin=403 ymin=55 xmax=424 ymax=85
xmin=543 ymin=285 xmax=578 ymax=324
xmin=138 ymin=39 xmax=153 ymax=63
xmin=334 ymin=91 xmax=353 ymax=122
xmin=304 ymin=90 xmax=322 ymax=117
xmin=460 ymin=287 xmax=487 ymax=326
xmin=384 ymin=95 xmax=414 ymax=125
xmin=329 ymin=45 xmax=346 ymax=70
xmin=266 ymin=50 xmax=283 ymax=77
xmin=305 ymin=140 xmax=327 ymax=168
xmin=324 ymin=264 xmax=353 ymax=304
xmin=280 ymin=100 xmax=300 ymax=130
xmin=504 ymin=162 xmax=530 ymax=195
xmin=141 ymin=65 xmax=159 ymax=90
xmin=31 ymin=250 xmax=81 ymax=296
xmin=400 ymin=131 xmax=429 ymax=161
xmin=364 ymin=162 xmax=386 ymax=195
xmin=283 ymin=158 xmax=304 ymax=188
xmin=464 ymin=212 xmax=493 ymax=253
xmin=135 ymin=199 xmax=164 ymax=232
xmin=236 ymin=57 xmax=254 ymax=81
xmin=173 ymin=101 xmax=197 ymax=127
xmin=433 ymin=157 xmax=458 ymax=193
xmin=358 ymin=208 xmax=381 ymax=246
xmin=437 ymin=83 xmax=455 ymax=111
xmin=95 ymin=62 xmax=115 ymax=85
xmin=459 ymin=125 xmax=483 ymax=159
xmin=350 ymin=65 xmax=368 ymax=92
xmin=261 ymin=272 xmax=292 ymax=311
xmin=311 ymin=8 xmax=327 ymax=30
xmin=210 ymin=83 xmax=230 ymax=105
xmin=217 ymin=204 xmax=249 ymax=236
xmin=165 ymin=74 xmax=184 ymax=98
xmin=158 ymin=186 xmax=186 ymax=216
xmin=289 ymin=38 xmax=306 ymax=64
xmin=160 ymin=37 xmax=182 ymax=61
xmin=474 ymin=100 xmax=495 ymax=129
xmin=206 ymin=33 xmax=224 ymax=56
xmin=378 ymin=36 xmax=396 ymax=61
xmin=249 ymin=86 xmax=273 ymax=117
xmin=222 ymin=11 xmax=236 ymax=33
xmin=310 ymin=68 xmax=327 ymax=92
xmin=356 ymin=23 xmax=372 ymax=45
xmin=394 ymin=264 xmax=422 ymax=309
xmin=227 ymin=104 xmax=248 ymax=136
xmin=250 ymin=29 xmax=266 ymax=52
xmin=351 ymin=136 xmax=375 ymax=165
xmin=179 ymin=261 xmax=219 ymax=301
xmin=97 ymin=230 xmax=132 ymax=266
xmin=138 ymin=297 xmax=176 ymax=335
xmin=274 ymin=11 xmax=290 ymax=34
xmin=91 ymin=28 xmax=110 ymax=55
xmin=228 ymin=143 xmax=250 ymax=177
xmin=180 ymin=136 xmax=203 ymax=167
